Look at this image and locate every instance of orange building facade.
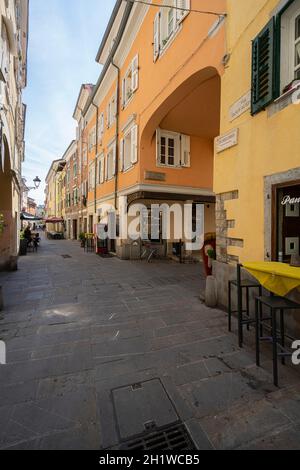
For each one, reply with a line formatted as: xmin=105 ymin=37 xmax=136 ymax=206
xmin=57 ymin=0 xmax=227 ymax=259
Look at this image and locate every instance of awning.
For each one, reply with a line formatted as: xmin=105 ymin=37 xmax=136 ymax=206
xmin=21 ymin=212 xmax=42 ymax=221
xmin=45 ymin=218 xmax=64 ymax=224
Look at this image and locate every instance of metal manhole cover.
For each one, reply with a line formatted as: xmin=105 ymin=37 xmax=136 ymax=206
xmin=118 ymin=423 xmax=196 ymax=451
xmin=112 ymin=378 xmax=179 ymax=442
xmin=61 ymin=255 xmax=72 ymax=259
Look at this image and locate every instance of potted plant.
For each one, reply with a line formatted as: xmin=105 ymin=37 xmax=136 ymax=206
xmin=79 ymin=232 xmax=86 ymax=248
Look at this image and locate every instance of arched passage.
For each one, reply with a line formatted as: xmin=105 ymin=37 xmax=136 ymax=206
xmin=134 ymin=67 xmax=221 ymax=261
xmin=0 ymin=134 xmax=15 ymax=270
xmin=140 ymin=66 xmax=221 ymax=146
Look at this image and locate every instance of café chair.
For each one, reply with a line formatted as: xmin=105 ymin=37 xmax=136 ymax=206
xmin=228 ymin=264 xmax=262 ymax=347
xmin=255 ymin=295 xmax=300 ymax=387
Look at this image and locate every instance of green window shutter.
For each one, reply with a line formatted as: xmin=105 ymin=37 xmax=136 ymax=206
xmin=251 ymin=18 xmax=276 ymax=115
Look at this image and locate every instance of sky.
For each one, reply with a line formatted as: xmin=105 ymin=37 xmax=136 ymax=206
xmin=23 ymin=0 xmax=117 ymax=205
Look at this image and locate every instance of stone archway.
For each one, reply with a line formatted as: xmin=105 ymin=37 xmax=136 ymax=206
xmin=0 ymin=134 xmax=16 ymax=271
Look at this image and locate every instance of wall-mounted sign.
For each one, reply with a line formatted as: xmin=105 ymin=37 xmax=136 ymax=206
xmin=215 ymin=128 xmax=239 ymax=154
xmin=229 ymin=91 xmax=251 ymax=122
xmin=144 ymin=171 xmax=166 ymax=181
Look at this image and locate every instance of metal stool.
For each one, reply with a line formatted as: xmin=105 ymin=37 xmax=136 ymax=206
xmin=255 ymin=295 xmax=300 ymax=387
xmin=228 ymin=264 xmax=262 ymax=347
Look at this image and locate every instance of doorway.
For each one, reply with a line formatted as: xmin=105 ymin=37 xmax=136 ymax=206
xmin=272 ymin=181 xmax=300 ymax=262
xmin=73 ymin=219 xmax=78 ymax=240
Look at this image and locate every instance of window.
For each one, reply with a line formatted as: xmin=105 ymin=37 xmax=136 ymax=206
xmin=83 ymin=147 xmax=87 ymax=165
xmin=89 ymin=163 xmax=95 ymax=190
xmin=107 ymin=94 xmax=117 ymax=128
xmin=122 ymin=55 xmax=139 ymax=107
xmin=73 ymin=162 xmax=77 ymax=177
xmin=98 ymin=113 xmax=104 ymax=143
xmin=153 ymin=0 xmax=190 ymax=61
xmin=88 ymin=126 xmax=96 ymax=151
xmin=280 ymin=0 xmax=300 ymax=90
xmin=168 ymin=8 xmax=175 ymax=37
xmin=106 ymin=142 xmax=116 ymax=180
xmin=97 ymin=153 xmax=105 ymax=184
xmin=120 ymin=124 xmax=138 ymax=172
xmin=251 ymin=0 xmax=300 ymax=115
xmin=73 ymin=188 xmax=79 ymax=206
xmin=0 ymin=22 xmax=9 ymax=81
xmin=156 ymin=129 xmax=190 ymax=168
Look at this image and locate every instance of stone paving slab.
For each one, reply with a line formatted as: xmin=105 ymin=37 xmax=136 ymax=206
xmin=0 ymin=238 xmax=300 ymax=449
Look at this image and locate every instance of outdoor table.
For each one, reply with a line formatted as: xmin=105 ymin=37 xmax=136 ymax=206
xmin=243 ymin=262 xmax=300 ymax=297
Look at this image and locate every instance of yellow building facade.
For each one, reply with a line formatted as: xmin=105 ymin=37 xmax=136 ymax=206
xmin=214 ymin=0 xmax=300 ymax=306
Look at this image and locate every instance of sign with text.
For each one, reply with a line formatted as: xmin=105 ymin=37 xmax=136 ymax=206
xmin=229 ymin=91 xmax=251 ymax=121
xmin=215 ymin=128 xmax=239 ymax=154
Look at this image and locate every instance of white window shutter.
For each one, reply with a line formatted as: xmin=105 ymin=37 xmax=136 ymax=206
xmin=106 ymin=104 xmax=110 ymax=128
xmin=153 ymin=12 xmax=160 ymax=62
xmin=181 ymin=134 xmax=191 ymax=167
xmin=112 ymin=143 xmax=116 ymax=176
xmin=176 ymin=0 xmax=190 ymax=23
xmin=100 ymin=157 xmax=105 ymax=183
xmin=131 ymin=54 xmax=139 ymax=92
xmin=105 ymin=155 xmax=108 ymax=181
xmin=156 ymin=128 xmax=161 ymax=164
xmin=131 ymin=125 xmax=138 ymax=164
xmin=99 ymin=114 xmax=104 ymax=141
xmin=120 ymin=138 xmax=124 ymax=172
xmin=122 ymin=78 xmax=126 ymax=108
xmin=113 ymin=92 xmax=117 ymax=120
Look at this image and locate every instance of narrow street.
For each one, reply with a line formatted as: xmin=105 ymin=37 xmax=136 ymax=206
xmin=0 ymin=238 xmax=299 ymax=450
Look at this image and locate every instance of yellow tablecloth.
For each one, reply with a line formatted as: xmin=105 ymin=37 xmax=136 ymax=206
xmin=243 ymin=262 xmax=300 ymax=296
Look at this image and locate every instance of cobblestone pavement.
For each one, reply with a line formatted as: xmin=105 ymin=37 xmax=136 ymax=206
xmin=0 ymin=237 xmax=300 ymax=450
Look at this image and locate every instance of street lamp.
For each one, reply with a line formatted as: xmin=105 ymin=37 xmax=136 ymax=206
xmin=25 ymin=176 xmax=41 ymax=191
xmin=33 ymin=176 xmax=41 ymax=190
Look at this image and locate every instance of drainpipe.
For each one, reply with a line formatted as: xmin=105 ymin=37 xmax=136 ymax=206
xmin=111 ymin=60 xmax=120 ymax=211
xmin=91 ymin=101 xmax=99 ymax=217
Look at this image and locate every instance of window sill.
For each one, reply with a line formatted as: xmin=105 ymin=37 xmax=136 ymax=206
xmin=268 ymin=82 xmax=300 ymax=117
xmin=122 ymin=164 xmax=135 ymax=174
xmin=157 ymin=163 xmax=183 ymax=170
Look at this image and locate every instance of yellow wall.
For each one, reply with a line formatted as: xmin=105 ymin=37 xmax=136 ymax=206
xmin=214 ymin=0 xmax=300 ymax=263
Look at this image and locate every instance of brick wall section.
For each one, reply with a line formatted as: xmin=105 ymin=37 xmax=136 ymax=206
xmin=216 ymin=190 xmax=240 ymax=264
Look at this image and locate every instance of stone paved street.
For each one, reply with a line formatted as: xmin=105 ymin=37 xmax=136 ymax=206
xmin=0 ymin=237 xmax=300 ymax=450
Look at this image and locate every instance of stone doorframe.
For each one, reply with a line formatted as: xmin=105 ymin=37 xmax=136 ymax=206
xmin=264 ymin=167 xmax=300 ymax=261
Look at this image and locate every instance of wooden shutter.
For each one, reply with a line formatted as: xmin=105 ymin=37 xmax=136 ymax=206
xmin=105 ymin=155 xmax=108 ymax=181
xmin=106 ymin=104 xmax=110 ymax=128
xmin=100 ymin=156 xmax=105 ymax=183
xmin=131 ymin=125 xmax=138 ymax=164
xmin=112 ymin=143 xmax=116 ymax=176
xmin=180 ymin=134 xmax=191 ymax=167
xmin=176 ymin=0 xmax=190 ymax=23
xmin=121 ymin=78 xmax=126 ymax=108
xmin=251 ymin=18 xmax=276 ymax=115
xmin=131 ymin=54 xmax=139 ymax=92
xmin=156 ymin=128 xmax=161 ymax=164
xmin=113 ymin=92 xmax=117 ymax=121
xmin=119 ymin=138 xmax=124 ymax=172
xmin=153 ymin=12 xmax=161 ymax=62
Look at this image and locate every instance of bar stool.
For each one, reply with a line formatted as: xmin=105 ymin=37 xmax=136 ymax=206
xmin=228 ymin=264 xmax=262 ymax=348
xmin=255 ymin=295 xmax=300 ymax=387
